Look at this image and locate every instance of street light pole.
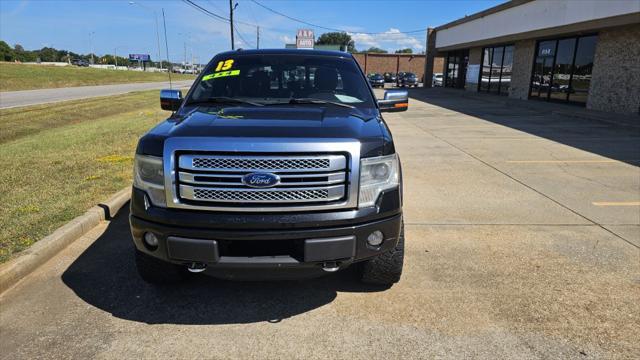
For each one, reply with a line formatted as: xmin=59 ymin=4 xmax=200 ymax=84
xmin=129 ymin=1 xmax=162 ymax=70
xmin=89 ymin=31 xmax=95 ymax=64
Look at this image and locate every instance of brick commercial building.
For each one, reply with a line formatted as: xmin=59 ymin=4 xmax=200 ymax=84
xmin=352 ymin=53 xmax=444 ymax=82
xmin=424 ymin=0 xmax=640 ymax=115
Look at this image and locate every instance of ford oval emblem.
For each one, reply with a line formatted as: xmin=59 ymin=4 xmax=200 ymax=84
xmin=241 ymin=172 xmax=280 ymax=188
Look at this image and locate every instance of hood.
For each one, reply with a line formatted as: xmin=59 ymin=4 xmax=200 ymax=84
xmin=137 ymin=105 xmax=394 ymax=158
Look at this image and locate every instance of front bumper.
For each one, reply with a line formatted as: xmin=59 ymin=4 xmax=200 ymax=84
xmin=129 ymin=187 xmax=402 ymax=278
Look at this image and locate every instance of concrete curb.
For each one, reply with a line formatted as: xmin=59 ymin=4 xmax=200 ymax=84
xmin=0 ymin=187 xmax=131 ymax=294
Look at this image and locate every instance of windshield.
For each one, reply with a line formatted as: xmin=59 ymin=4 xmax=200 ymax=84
xmin=188 ymin=54 xmax=375 ymax=108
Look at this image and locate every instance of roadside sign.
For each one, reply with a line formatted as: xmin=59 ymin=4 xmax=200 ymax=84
xmin=296 ymin=29 xmax=314 ymax=49
xmin=129 ymin=54 xmax=151 ymax=61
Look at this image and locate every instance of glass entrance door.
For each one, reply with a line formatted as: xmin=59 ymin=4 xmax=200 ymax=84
xmin=529 ymin=35 xmax=597 ymax=105
xmin=530 ymin=56 xmax=554 ymax=99
xmin=444 ymin=50 xmax=469 ymax=89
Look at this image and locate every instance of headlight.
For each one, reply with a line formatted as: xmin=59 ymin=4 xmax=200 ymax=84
xmin=133 ymin=154 xmax=166 ymax=207
xmin=359 ymin=154 xmax=399 ymax=207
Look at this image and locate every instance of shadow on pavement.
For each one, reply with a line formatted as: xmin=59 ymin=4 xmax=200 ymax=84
xmin=405 ymin=88 xmax=640 ymax=167
xmin=62 ymin=208 xmax=385 ymax=325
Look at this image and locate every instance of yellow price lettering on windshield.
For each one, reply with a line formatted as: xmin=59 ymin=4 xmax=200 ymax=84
xmin=202 ymin=70 xmax=240 ymax=81
xmin=215 ymin=59 xmax=234 ymax=71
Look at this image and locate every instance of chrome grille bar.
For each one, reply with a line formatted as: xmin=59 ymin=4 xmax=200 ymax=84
xmin=178 ymin=171 xmax=346 ymax=186
xmin=180 ymin=184 xmax=345 ymax=203
xmin=179 ymin=154 xmax=346 ymax=173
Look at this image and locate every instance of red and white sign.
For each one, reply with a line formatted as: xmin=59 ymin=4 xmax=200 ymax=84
xmin=296 ymin=29 xmax=314 ymax=49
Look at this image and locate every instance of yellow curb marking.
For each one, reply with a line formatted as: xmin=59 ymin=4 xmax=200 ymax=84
xmin=592 ymin=201 xmax=640 ymax=206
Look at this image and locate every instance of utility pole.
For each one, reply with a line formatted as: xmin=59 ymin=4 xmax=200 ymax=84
xmin=153 ymin=14 xmax=162 ymax=70
xmin=128 ymin=2 xmax=162 ymax=70
xmin=257 ymin=26 xmax=260 ymax=49
xmin=89 ymin=31 xmax=95 ymax=64
xmin=229 ymin=0 xmax=235 ymax=50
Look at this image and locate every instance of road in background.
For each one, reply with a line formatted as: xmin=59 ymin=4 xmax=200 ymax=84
xmin=0 ymin=80 xmax=193 ymax=109
xmin=1 ymin=89 xmax=638 ymax=358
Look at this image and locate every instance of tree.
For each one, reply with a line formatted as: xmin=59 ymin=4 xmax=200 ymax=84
xmin=315 ymin=32 xmax=355 ymax=53
xmin=0 ymin=41 xmax=15 ymax=61
xmin=38 ymin=47 xmax=58 ymax=62
xmin=395 ymin=48 xmax=413 ymax=54
xmin=365 ymin=47 xmax=387 ymax=54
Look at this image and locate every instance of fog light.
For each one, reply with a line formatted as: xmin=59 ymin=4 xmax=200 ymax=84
xmin=143 ymin=232 xmax=159 ymax=248
xmin=367 ymin=230 xmax=384 ymax=247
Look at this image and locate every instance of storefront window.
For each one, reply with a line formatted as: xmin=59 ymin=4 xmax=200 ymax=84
xmin=480 ymin=48 xmax=492 ymax=91
xmin=490 ymin=47 xmax=503 ymax=93
xmin=550 ymin=38 xmax=576 ymax=101
xmin=570 ymin=35 xmax=597 ymax=104
xmin=529 ymin=35 xmax=597 ymax=105
xmin=500 ymin=46 xmax=513 ymax=95
xmin=479 ymin=44 xmax=513 ymax=95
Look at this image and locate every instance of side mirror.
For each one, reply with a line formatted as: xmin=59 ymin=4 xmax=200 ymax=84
xmin=378 ymin=89 xmax=409 ymax=112
xmin=160 ymin=89 xmax=183 ymax=111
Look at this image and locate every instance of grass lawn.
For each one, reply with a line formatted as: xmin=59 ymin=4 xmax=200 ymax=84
xmin=0 ymin=90 xmax=172 ymax=262
xmin=0 ymin=62 xmax=195 ymax=92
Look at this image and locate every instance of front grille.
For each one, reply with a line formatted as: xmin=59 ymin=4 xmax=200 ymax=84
xmin=192 ymin=188 xmax=330 ymax=202
xmin=192 ymin=157 xmax=330 ymax=171
xmin=176 ymin=154 xmax=348 ymax=208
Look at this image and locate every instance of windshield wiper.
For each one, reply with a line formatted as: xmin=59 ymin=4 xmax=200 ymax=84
xmin=264 ymin=98 xmax=354 ymax=109
xmin=186 ymin=96 xmax=263 ymax=107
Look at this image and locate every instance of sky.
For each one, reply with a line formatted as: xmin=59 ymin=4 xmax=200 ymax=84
xmin=0 ymin=0 xmax=503 ymax=64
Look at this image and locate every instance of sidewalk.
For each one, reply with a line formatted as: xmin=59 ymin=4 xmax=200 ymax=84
xmin=412 ymin=87 xmax=640 ymax=128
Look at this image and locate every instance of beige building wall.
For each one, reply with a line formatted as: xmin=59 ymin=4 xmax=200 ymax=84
xmin=508 ymin=39 xmax=535 ymax=100
xmin=588 ymin=23 xmax=640 ymax=115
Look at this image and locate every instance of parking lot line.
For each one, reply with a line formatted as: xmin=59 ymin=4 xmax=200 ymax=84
xmin=592 ymin=201 xmax=640 ymax=206
xmin=505 ymin=160 xmax=634 ymax=164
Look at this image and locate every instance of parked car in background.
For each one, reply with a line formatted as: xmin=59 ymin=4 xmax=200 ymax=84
xmin=384 ymin=72 xmax=397 ymax=83
xmin=71 ymin=59 xmax=89 ymax=67
xmin=398 ymin=72 xmax=419 ymax=87
xmin=368 ymin=73 xmax=385 ymax=88
xmin=432 ymin=73 xmax=443 ymax=87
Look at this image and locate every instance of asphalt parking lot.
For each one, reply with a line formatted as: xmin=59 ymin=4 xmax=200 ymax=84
xmin=1 ymin=89 xmax=638 ymax=359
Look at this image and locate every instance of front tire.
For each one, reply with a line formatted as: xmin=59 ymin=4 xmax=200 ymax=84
xmin=135 ymin=249 xmax=186 ymax=285
xmin=360 ymin=223 xmax=405 ymax=285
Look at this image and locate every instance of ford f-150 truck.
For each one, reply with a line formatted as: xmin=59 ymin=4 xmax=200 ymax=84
xmin=130 ymin=49 xmax=408 ymax=285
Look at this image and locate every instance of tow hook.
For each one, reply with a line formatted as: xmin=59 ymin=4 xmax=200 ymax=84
xmin=321 ymin=261 xmax=340 ymax=272
xmin=187 ymin=262 xmax=207 ymax=273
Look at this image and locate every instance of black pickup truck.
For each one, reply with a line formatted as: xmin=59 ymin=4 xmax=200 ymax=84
xmin=130 ymin=49 xmax=408 ymax=285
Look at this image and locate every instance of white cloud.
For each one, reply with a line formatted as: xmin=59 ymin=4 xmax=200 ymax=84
xmin=349 ymin=28 xmax=424 ymax=52
xmin=280 ymin=35 xmax=295 ymax=44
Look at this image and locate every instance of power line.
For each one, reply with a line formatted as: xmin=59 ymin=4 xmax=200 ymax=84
xmin=250 ymin=0 xmax=426 ymax=35
xmin=182 ymin=0 xmax=229 ymax=23
xmin=233 ymin=24 xmax=254 ymax=48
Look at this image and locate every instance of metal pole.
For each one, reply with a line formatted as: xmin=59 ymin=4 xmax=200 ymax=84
xmin=114 ymin=48 xmax=118 ymax=68
xmin=162 ymin=8 xmax=172 ymax=89
xmin=154 ymin=13 xmax=162 ymax=70
xmin=257 ymin=26 xmax=260 ymax=49
xmin=89 ymin=32 xmax=94 ymax=64
xmin=229 ymin=0 xmax=235 ymax=50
